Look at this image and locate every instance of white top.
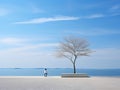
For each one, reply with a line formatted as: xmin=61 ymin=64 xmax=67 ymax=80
xmin=44 ymin=70 xmax=47 ymax=74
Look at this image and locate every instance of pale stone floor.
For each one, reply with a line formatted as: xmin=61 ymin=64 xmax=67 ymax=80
xmin=0 ymin=76 xmax=119 ymax=90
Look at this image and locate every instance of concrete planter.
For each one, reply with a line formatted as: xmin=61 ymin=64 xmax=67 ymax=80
xmin=61 ymin=73 xmax=89 ymax=78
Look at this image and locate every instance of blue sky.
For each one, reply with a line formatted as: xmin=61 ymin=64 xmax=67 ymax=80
xmin=0 ymin=0 xmax=120 ymax=68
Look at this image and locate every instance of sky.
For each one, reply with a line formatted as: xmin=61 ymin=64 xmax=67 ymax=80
xmin=0 ymin=0 xmax=120 ymax=68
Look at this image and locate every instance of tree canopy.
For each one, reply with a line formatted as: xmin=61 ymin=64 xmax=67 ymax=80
xmin=56 ymin=36 xmax=91 ymax=73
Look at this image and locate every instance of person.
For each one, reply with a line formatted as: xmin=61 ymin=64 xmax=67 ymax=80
xmin=43 ymin=68 xmax=48 ymax=77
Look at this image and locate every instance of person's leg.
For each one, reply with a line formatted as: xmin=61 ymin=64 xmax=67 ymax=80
xmin=44 ymin=73 xmax=46 ymax=77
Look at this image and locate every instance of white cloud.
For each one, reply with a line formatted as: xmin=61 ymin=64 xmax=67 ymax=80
xmin=0 ymin=8 xmax=10 ymax=16
xmin=0 ymin=36 xmax=55 ymax=46
xmin=89 ymin=48 xmax=120 ymax=60
xmin=14 ymin=14 xmax=106 ymax=25
xmin=0 ymin=42 xmax=58 ymax=67
xmin=76 ymin=48 xmax=120 ymax=69
xmin=84 ymin=14 xmax=105 ymax=19
xmin=0 ymin=43 xmax=58 ymax=54
xmin=0 ymin=47 xmax=120 ymax=68
xmin=13 ymin=16 xmax=79 ymax=24
xmin=65 ymin=29 xmax=120 ymax=36
xmin=111 ymin=5 xmax=120 ymax=11
xmin=13 ymin=12 xmax=119 ymax=25
xmin=83 ymin=13 xmax=120 ymax=19
xmin=109 ymin=5 xmax=120 ymax=16
xmin=0 ymin=38 xmax=27 ymax=45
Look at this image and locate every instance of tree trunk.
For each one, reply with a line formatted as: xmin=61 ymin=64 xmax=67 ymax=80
xmin=73 ymin=55 xmax=77 ymax=74
xmin=73 ymin=63 xmax=76 ymax=73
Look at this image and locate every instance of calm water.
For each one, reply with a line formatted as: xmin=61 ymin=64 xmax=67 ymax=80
xmin=0 ymin=68 xmax=120 ymax=76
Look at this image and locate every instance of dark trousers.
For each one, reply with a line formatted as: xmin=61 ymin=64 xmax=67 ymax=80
xmin=44 ymin=73 xmax=47 ymax=77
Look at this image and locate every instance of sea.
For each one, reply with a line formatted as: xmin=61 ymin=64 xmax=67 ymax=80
xmin=0 ymin=68 xmax=120 ymax=77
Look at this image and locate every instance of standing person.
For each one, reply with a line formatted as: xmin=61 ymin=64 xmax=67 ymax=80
xmin=43 ymin=68 xmax=48 ymax=77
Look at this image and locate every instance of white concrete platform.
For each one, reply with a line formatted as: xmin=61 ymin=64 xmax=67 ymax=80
xmin=0 ymin=76 xmax=119 ymax=90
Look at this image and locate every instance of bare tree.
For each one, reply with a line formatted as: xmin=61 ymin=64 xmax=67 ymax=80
xmin=56 ymin=36 xmax=91 ymax=74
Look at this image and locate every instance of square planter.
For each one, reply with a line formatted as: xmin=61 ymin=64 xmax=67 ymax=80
xmin=61 ymin=73 xmax=89 ymax=78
